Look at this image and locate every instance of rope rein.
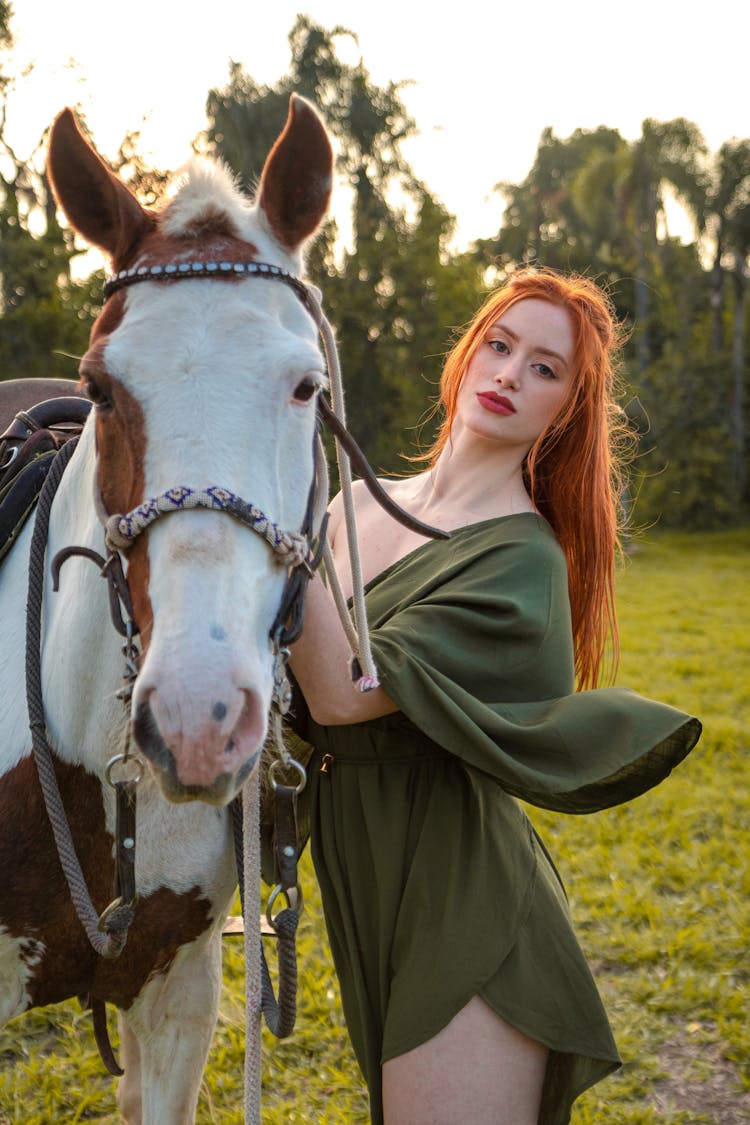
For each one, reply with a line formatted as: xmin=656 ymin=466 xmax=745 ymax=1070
xmin=308 ymin=295 xmax=380 ymax=689
xmin=26 ymin=438 xmax=135 ymax=962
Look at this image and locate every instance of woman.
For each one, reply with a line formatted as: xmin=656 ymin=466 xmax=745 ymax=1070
xmin=289 ymin=268 xmax=701 ymax=1124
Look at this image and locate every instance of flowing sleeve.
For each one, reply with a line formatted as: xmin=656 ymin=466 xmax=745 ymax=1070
xmin=365 ymin=516 xmax=701 ymax=814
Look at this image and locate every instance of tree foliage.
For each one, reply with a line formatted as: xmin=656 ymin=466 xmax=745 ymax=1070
xmin=0 ymin=4 xmax=11 ymax=61
xmin=480 ymin=117 xmax=749 ymax=528
xmin=0 ymin=11 xmax=748 ymax=528
xmin=0 ymin=12 xmax=169 ymax=382
xmin=0 ymin=4 xmax=98 ymax=379
xmin=205 ymin=16 xmax=484 ymax=473
xmin=0 ymin=113 xmax=94 ymax=377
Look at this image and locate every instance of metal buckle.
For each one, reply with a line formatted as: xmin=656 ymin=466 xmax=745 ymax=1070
xmin=266 ymin=882 xmax=304 ymax=931
xmin=267 ymin=756 xmax=307 ymax=795
xmin=97 ymin=896 xmax=127 ymax=932
xmin=105 ymin=753 xmax=144 ymax=787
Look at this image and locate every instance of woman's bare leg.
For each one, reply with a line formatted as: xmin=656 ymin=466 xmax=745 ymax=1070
xmin=382 ymin=995 xmax=547 ymax=1125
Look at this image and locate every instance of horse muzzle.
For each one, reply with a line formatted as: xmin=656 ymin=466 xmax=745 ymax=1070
xmin=131 ymin=684 xmax=266 ymax=805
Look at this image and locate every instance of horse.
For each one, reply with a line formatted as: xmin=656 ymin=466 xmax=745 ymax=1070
xmin=0 ymin=95 xmax=333 ymax=1123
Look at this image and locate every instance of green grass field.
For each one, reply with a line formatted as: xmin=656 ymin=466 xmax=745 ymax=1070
xmin=1 ymin=529 xmax=748 ymax=1124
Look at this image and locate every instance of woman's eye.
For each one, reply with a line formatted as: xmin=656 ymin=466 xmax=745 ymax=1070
xmin=83 ymin=378 xmax=113 ymax=410
xmin=292 ymin=379 xmax=319 ymax=404
xmin=534 ymin=363 xmax=557 ymax=380
xmin=489 ymin=339 xmax=509 ymax=355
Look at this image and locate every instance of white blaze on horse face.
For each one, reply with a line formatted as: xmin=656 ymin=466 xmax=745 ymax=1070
xmin=105 ymin=276 xmax=322 ymax=802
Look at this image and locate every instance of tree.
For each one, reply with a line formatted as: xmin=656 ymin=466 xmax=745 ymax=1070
xmin=481 ymin=117 xmax=750 ymax=527
xmin=205 ymin=16 xmax=485 ymax=472
xmin=0 ymin=48 xmax=93 ymax=376
xmin=0 ymin=11 xmax=168 ymax=383
xmin=609 ymin=119 xmax=707 ymax=375
xmin=699 ymin=140 xmax=750 ymax=500
xmin=0 ymin=5 xmax=96 ymax=377
xmin=484 ymin=125 xmax=624 ymax=276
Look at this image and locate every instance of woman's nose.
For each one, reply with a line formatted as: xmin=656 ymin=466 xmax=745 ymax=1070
xmin=494 ymin=362 xmax=520 ymax=389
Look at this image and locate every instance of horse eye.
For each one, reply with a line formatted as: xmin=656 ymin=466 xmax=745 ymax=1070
xmin=84 ymin=378 xmax=113 ymax=411
xmin=292 ymin=379 xmax=318 ymax=404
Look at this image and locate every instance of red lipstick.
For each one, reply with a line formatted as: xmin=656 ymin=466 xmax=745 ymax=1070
xmin=477 ymin=392 xmax=516 ymax=415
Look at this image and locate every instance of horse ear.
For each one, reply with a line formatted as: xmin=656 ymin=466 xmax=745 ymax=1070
xmin=47 ymin=108 xmax=153 ymax=262
xmin=257 ymin=95 xmax=333 ymax=252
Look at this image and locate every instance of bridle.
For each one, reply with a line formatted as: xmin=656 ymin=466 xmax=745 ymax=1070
xmin=99 ymin=259 xmax=331 ymax=671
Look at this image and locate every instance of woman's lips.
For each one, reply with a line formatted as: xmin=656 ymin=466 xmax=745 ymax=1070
xmin=477 ymin=392 xmax=516 ymax=415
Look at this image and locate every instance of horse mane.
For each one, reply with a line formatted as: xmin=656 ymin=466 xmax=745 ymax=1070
xmin=161 ymin=159 xmax=250 ymax=242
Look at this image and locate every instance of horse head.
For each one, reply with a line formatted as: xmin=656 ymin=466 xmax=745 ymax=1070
xmin=46 ymin=96 xmax=333 ymax=805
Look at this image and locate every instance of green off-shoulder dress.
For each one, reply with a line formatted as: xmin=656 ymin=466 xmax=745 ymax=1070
xmin=301 ymin=513 xmax=701 ymax=1125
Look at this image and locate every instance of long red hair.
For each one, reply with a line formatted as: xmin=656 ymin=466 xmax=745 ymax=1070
xmin=425 ymin=268 xmax=630 ymax=689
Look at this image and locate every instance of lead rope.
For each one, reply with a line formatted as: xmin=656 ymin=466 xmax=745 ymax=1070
xmin=242 ymin=446 xmax=326 ymax=1123
xmin=243 ymin=767 xmax=263 ymax=1125
xmin=314 ymin=304 xmax=380 ymax=690
xmin=312 ymin=431 xmax=360 ymax=656
xmin=242 ymin=300 xmax=380 ymax=1124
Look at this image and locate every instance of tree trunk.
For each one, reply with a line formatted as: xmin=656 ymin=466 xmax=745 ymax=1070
xmin=730 ymin=261 xmax=747 ymax=503
xmin=710 ymin=245 xmax=724 ymax=354
xmin=633 ymin=177 xmax=652 ymax=375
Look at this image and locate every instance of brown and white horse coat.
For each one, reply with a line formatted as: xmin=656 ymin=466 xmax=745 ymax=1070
xmin=0 ymin=96 xmax=332 ymax=1122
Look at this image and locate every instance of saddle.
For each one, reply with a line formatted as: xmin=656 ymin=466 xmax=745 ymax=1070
xmin=0 ymin=379 xmax=91 ymax=562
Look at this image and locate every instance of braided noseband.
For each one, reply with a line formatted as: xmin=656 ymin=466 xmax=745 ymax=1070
xmin=103 ymin=485 xmax=310 ymax=567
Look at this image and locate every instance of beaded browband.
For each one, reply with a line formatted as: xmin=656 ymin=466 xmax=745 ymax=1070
xmin=102 ymin=259 xmax=318 ymax=319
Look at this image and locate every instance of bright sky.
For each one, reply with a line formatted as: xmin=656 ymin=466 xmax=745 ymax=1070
xmin=4 ymin=0 xmax=749 ymax=249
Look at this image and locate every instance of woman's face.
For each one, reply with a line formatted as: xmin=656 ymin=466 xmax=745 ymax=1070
xmin=454 ymin=298 xmax=575 ymax=455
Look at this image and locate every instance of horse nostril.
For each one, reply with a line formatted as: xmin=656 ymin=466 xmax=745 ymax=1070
xmin=212 ymin=700 xmax=228 ymax=722
xmin=235 ymin=690 xmax=267 ymax=751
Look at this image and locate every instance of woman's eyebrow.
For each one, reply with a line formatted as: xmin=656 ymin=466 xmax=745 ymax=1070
xmin=494 ymin=322 xmax=570 ymax=368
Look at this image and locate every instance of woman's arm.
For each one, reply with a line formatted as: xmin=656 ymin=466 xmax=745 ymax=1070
xmin=289 ymin=575 xmax=398 ymax=725
xmin=289 ymin=488 xmax=398 ymax=726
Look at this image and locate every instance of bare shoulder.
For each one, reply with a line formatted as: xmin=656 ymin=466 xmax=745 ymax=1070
xmin=327 ymin=477 xmax=383 ymax=546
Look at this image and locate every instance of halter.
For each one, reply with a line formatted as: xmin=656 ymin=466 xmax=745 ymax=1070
xmin=36 ymin=263 xmax=329 ymax=1068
